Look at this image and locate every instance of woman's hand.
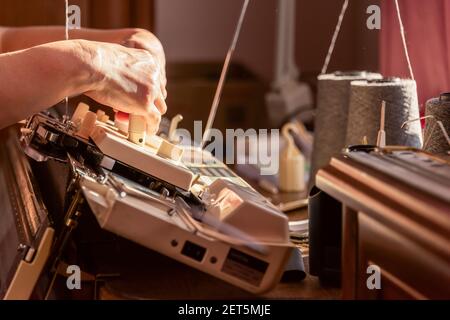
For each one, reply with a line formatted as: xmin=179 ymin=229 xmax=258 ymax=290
xmin=81 ymin=40 xmax=166 ymax=135
xmin=121 ymin=28 xmax=167 ymax=100
xmin=0 ymin=28 xmax=168 ymax=131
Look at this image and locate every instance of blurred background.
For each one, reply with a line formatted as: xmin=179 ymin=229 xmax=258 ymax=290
xmin=0 ymin=0 xmax=378 ymax=133
xmin=1 ymin=0 xmax=448 ymax=135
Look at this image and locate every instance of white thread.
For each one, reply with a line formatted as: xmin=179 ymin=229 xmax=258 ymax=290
xmin=321 ymin=0 xmax=349 ymax=75
xmin=394 ymin=0 xmax=415 ymax=80
xmin=201 ymin=0 xmax=250 ymax=148
xmin=64 ymin=0 xmax=69 ymax=118
xmin=65 ymin=0 xmax=69 ymax=41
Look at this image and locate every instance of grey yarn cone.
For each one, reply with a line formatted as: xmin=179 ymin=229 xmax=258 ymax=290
xmin=424 ymin=95 xmax=450 ymax=155
xmin=345 ymin=78 xmax=422 ymax=148
xmin=310 ymin=71 xmax=382 ymax=187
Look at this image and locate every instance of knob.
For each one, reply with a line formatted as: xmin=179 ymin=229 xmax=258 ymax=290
xmin=96 ymin=110 xmax=106 ymax=121
xmin=128 ymin=114 xmax=147 ymax=146
xmin=157 ymin=139 xmax=184 ymax=161
xmin=20 ymin=128 xmax=33 ymax=135
xmin=72 ymin=102 xmax=90 ymax=125
xmin=77 ymin=111 xmax=97 ymax=139
xmin=146 ymin=135 xmax=163 ymax=149
xmin=100 ymin=114 xmax=110 ymax=123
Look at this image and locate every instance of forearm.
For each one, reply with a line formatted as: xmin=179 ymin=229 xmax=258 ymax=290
xmin=1 ymin=26 xmax=139 ymax=53
xmin=0 ymin=40 xmax=96 ymax=128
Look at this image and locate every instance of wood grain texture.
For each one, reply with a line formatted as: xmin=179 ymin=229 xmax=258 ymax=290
xmin=317 ymin=155 xmax=450 ymax=299
xmin=97 ymin=239 xmax=340 ymax=300
xmin=96 ymin=178 xmax=337 ymax=300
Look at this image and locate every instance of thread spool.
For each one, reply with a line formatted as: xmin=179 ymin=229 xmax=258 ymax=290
xmin=345 ymin=78 xmax=422 ymax=148
xmin=77 ymin=111 xmax=96 ymax=139
xmin=423 ymin=93 xmax=450 ymax=154
xmin=310 ymin=71 xmax=382 ymax=186
xmin=279 ymin=123 xmax=305 ymax=192
xmin=128 ymin=114 xmax=147 ymax=146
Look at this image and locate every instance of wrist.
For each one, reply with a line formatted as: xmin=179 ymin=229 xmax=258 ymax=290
xmin=69 ymin=39 xmax=105 ymax=93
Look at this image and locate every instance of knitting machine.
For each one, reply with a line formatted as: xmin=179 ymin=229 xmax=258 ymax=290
xmin=4 ymin=105 xmax=294 ymax=299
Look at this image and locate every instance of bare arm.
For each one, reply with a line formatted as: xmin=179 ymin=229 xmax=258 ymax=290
xmin=0 ymin=26 xmax=145 ymax=53
xmin=0 ymin=39 xmax=164 ymax=132
xmin=0 ymin=40 xmax=93 ymax=127
xmin=0 ymin=26 xmax=167 ymax=97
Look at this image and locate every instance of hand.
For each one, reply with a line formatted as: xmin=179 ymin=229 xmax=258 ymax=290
xmin=121 ymin=29 xmax=167 ymax=100
xmin=80 ymin=40 xmax=166 ymax=135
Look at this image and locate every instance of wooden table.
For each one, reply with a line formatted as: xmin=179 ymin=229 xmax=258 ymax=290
xmin=98 ymin=232 xmax=340 ymax=300
xmin=97 ymin=187 xmax=340 ymax=300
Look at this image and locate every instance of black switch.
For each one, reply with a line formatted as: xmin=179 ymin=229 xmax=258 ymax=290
xmin=181 ymin=241 xmax=206 ymax=262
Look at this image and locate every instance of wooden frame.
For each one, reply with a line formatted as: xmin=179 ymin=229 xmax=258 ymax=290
xmin=316 ymin=156 xmax=450 ymax=299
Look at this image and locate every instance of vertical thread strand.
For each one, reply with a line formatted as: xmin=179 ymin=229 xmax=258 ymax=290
xmin=65 ymin=0 xmax=69 ymax=117
xmin=321 ymin=0 xmax=349 ymax=75
xmin=394 ymin=0 xmax=415 ymax=80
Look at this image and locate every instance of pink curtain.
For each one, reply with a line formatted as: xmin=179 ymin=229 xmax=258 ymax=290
xmin=380 ymin=0 xmax=450 ymax=117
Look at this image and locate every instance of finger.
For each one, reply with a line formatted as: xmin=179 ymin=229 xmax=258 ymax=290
xmin=160 ymin=83 xmax=168 ymax=100
xmin=145 ymin=109 xmax=161 ymax=136
xmin=122 ymin=39 xmax=136 ymax=48
xmin=146 ymin=123 xmax=159 ymax=136
xmin=160 ymin=69 xmax=167 ymax=88
xmin=155 ymin=94 xmax=168 ymax=115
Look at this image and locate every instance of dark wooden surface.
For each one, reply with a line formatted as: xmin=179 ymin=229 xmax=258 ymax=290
xmin=97 ymin=185 xmax=340 ymax=300
xmin=317 ymin=155 xmax=450 ymax=299
xmin=2 ymin=125 xmax=338 ymax=299
xmin=98 ymin=232 xmax=340 ymax=300
xmin=341 ymin=207 xmax=358 ymax=300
